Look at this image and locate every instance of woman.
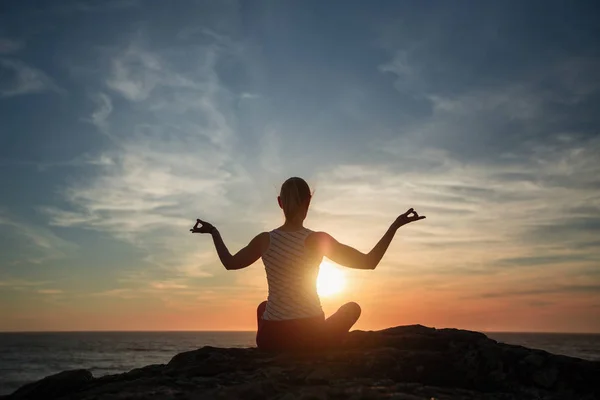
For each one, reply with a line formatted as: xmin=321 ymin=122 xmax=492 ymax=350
xmin=190 ymin=177 xmax=425 ymax=351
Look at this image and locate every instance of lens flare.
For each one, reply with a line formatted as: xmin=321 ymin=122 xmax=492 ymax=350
xmin=317 ymin=261 xmax=345 ymax=297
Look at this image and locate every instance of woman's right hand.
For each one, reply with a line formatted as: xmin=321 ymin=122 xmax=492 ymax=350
xmin=190 ymin=218 xmax=216 ymax=234
xmin=393 ymin=208 xmax=426 ymax=229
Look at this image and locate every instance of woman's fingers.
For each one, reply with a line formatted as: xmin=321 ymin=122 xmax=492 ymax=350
xmin=190 ymin=218 xmax=215 ymax=233
xmin=197 ymin=219 xmax=215 ymax=228
xmin=405 ymin=210 xmax=426 ymax=222
xmin=191 ymin=218 xmax=206 ymax=233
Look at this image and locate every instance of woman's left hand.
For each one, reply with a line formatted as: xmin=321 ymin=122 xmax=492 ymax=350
xmin=190 ymin=219 xmax=215 ymax=234
xmin=393 ymin=208 xmax=426 ymax=229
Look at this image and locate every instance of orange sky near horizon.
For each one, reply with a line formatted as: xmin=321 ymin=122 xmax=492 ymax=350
xmin=2 ymin=255 xmax=598 ymax=333
xmin=2 ymin=196 xmax=599 ymax=333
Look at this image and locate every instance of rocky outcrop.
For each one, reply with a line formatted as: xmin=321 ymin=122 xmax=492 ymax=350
xmin=4 ymin=325 xmax=600 ymax=399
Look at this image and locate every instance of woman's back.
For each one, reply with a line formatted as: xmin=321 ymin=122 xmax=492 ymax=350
xmin=261 ymin=227 xmax=323 ymax=321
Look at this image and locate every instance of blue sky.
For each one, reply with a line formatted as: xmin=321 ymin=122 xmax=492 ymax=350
xmin=1 ymin=0 xmax=599 ymax=332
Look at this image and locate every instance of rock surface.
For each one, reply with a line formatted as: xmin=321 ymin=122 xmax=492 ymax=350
xmin=3 ymin=325 xmax=600 ymax=400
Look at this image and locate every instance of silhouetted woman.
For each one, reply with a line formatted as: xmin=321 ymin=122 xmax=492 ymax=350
xmin=191 ymin=177 xmax=425 ymax=351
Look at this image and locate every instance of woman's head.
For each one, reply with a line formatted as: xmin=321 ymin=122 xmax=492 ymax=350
xmin=278 ymin=177 xmax=312 ymax=221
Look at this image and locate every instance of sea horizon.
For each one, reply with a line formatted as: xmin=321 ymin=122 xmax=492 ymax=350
xmin=2 ymin=329 xmax=600 ymax=334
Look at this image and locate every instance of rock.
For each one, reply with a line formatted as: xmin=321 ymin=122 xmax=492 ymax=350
xmin=5 ymin=325 xmax=600 ymax=400
xmin=305 ymin=367 xmax=332 ymax=383
xmin=532 ymin=366 xmax=559 ymax=389
xmin=523 ymin=353 xmax=545 ymax=367
xmin=9 ymin=370 xmax=93 ymax=400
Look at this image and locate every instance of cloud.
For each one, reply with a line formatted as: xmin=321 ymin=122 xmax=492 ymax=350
xmin=0 ymin=38 xmax=23 ymax=54
xmin=44 ymin=35 xmax=257 ymax=283
xmin=277 ymin=42 xmax=600 ymax=313
xmin=310 ymin=104 xmax=600 ymax=280
xmin=106 ymin=45 xmax=203 ymax=102
xmin=0 ymin=152 xmax=117 ymax=172
xmin=0 ymin=59 xmax=63 ymax=97
xmin=90 ymin=288 xmax=139 ymax=299
xmin=37 ymin=289 xmax=63 ymax=294
xmin=0 ymin=211 xmax=76 ymax=264
xmin=426 ymin=85 xmax=543 ymax=121
xmin=87 ymin=92 xmax=113 ymax=134
xmin=378 ymin=50 xmax=415 ymax=92
xmin=240 ymin=92 xmax=260 ymax=100
xmin=0 ymin=278 xmax=49 ymax=287
xmin=54 ymin=0 xmax=140 ymax=14
xmin=150 ymin=281 xmax=188 ymax=290
xmin=475 ymin=285 xmax=600 ymax=299
xmin=493 ymin=254 xmax=597 ymax=268
xmin=258 ymin=126 xmax=283 ymax=177
xmin=377 ymin=27 xmax=600 ymax=164
xmin=106 ymin=48 xmax=162 ymax=101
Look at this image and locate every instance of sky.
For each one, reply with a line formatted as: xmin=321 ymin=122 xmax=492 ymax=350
xmin=1 ymin=0 xmax=599 ymax=333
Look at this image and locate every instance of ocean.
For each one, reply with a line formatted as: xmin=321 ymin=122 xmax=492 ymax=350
xmin=1 ymin=331 xmax=599 ymax=396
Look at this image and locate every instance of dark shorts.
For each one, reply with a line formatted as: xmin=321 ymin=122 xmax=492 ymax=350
xmin=256 ymin=314 xmax=333 ymax=352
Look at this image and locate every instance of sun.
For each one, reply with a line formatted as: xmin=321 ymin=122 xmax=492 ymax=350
xmin=317 ymin=261 xmax=346 ymax=297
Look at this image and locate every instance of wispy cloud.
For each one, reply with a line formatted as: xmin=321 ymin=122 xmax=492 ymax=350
xmin=0 ymin=152 xmax=117 ymax=172
xmin=258 ymin=126 xmax=283 ymax=177
xmin=106 ymin=45 xmax=203 ymax=102
xmin=0 ymin=59 xmax=63 ymax=97
xmin=310 ymin=53 xmax=600 ymax=286
xmin=0 ymin=38 xmax=23 ymax=54
xmin=313 ymin=136 xmax=600 ymax=273
xmin=106 ymin=47 xmax=163 ymax=102
xmin=150 ymin=281 xmax=188 ymax=290
xmin=90 ymin=288 xmax=139 ymax=299
xmin=378 ymin=50 xmax=415 ymax=92
xmin=44 ymin=34 xmax=256 ymax=284
xmin=86 ymin=92 xmax=113 ymax=135
xmin=37 ymin=289 xmax=63 ymax=294
xmin=0 ymin=211 xmax=76 ymax=264
xmin=240 ymin=92 xmax=260 ymax=100
xmin=0 ymin=278 xmax=49 ymax=287
xmin=54 ymin=0 xmax=140 ymax=14
xmin=472 ymin=285 xmax=600 ymax=299
xmin=3 ymin=1 xmax=598 ymax=331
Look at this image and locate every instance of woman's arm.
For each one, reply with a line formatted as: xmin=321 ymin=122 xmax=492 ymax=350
xmin=306 ymin=208 xmax=425 ymax=270
xmin=191 ymin=219 xmax=268 ymax=270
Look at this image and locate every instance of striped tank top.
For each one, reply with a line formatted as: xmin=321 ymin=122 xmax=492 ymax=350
xmin=261 ymin=227 xmax=324 ymax=321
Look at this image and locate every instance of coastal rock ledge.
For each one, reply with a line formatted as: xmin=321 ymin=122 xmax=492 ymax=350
xmin=4 ymin=325 xmax=599 ymax=400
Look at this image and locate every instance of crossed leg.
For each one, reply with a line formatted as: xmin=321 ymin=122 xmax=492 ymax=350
xmin=256 ymin=300 xmax=361 ymax=350
xmin=257 ymin=300 xmax=268 ymax=328
xmin=257 ymin=301 xmax=360 ymax=331
xmin=324 ymin=302 xmax=361 ymax=345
